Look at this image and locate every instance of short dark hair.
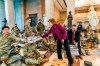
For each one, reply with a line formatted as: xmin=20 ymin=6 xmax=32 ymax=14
xmin=2 ymin=26 xmax=9 ymax=30
xmin=92 ymin=30 xmax=96 ymax=33
xmin=72 ymin=24 xmax=76 ymax=27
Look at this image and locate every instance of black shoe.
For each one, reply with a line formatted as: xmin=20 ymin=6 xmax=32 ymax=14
xmin=0 ymin=61 xmax=2 ymax=65
xmin=68 ymin=63 xmax=73 ymax=66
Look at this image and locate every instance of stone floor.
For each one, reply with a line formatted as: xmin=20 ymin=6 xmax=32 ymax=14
xmin=38 ymin=45 xmax=100 ymax=66
xmin=2 ymin=45 xmax=100 ymax=66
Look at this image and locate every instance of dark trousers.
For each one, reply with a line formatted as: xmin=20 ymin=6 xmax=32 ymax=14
xmin=77 ymin=41 xmax=82 ymax=55
xmin=57 ymin=38 xmax=73 ymax=65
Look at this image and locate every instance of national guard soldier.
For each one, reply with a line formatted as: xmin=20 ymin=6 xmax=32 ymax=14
xmin=48 ymin=36 xmax=57 ymax=52
xmin=24 ymin=17 xmax=33 ymax=37
xmin=11 ymin=24 xmax=20 ymax=35
xmin=39 ymin=36 xmax=57 ymax=52
xmin=23 ymin=42 xmax=49 ymax=65
xmin=0 ymin=26 xmax=24 ymax=66
xmin=11 ymin=24 xmax=21 ymax=38
xmin=39 ymin=38 xmax=49 ymax=51
xmin=87 ymin=24 xmax=92 ymax=34
xmin=36 ymin=19 xmax=45 ymax=36
xmin=13 ymin=30 xmax=21 ymax=38
xmin=88 ymin=30 xmax=98 ymax=48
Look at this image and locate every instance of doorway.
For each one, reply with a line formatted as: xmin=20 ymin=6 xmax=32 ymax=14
xmin=29 ymin=14 xmax=38 ymax=27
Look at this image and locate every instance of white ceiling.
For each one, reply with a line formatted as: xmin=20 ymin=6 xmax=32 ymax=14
xmin=54 ymin=0 xmax=67 ymax=12
xmin=54 ymin=0 xmax=100 ymax=12
xmin=75 ymin=0 xmax=100 ymax=7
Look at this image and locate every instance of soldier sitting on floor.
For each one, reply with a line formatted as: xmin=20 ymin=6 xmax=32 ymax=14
xmin=87 ymin=24 xmax=92 ymax=34
xmin=39 ymin=35 xmax=57 ymax=52
xmin=11 ymin=24 xmax=22 ymax=38
xmin=23 ymin=42 xmax=49 ymax=66
xmin=11 ymin=24 xmax=20 ymax=35
xmin=0 ymin=26 xmax=24 ymax=66
xmin=39 ymin=38 xmax=50 ymax=51
xmin=88 ymin=30 xmax=99 ymax=49
xmin=47 ymin=35 xmax=57 ymax=52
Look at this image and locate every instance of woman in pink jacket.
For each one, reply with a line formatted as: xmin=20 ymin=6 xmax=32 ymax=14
xmin=42 ymin=18 xmax=73 ymax=66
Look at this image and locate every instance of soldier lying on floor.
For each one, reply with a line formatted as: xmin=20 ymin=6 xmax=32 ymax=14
xmin=47 ymin=36 xmax=57 ymax=52
xmin=38 ymin=36 xmax=57 ymax=52
xmin=38 ymin=38 xmax=50 ymax=51
xmin=23 ymin=42 xmax=49 ymax=66
xmin=0 ymin=26 xmax=24 ymax=66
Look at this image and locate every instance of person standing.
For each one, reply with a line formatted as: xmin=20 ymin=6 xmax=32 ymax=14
xmin=41 ymin=18 xmax=73 ymax=66
xmin=36 ymin=19 xmax=45 ymax=36
xmin=67 ymin=25 xmax=83 ymax=59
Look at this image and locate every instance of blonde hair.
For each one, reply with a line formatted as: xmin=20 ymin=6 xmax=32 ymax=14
xmin=48 ymin=18 xmax=57 ymax=25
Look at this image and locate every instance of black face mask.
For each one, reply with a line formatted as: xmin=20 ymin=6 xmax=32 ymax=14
xmin=39 ymin=22 xmax=41 ymax=23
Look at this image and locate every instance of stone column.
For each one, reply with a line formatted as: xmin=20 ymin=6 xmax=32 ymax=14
xmin=13 ymin=0 xmax=24 ymax=32
xmin=4 ymin=0 xmax=15 ymax=30
xmin=0 ymin=0 xmax=5 ymax=32
xmin=45 ymin=0 xmax=54 ymax=27
xmin=67 ymin=0 xmax=75 ymax=24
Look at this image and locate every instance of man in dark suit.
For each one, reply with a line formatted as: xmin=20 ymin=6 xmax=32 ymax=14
xmin=67 ymin=24 xmax=82 ymax=59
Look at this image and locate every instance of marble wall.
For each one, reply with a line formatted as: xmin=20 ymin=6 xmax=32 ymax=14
xmin=0 ymin=0 xmax=5 ymax=32
xmin=26 ymin=0 xmax=42 ymax=20
xmin=53 ymin=5 xmax=60 ymax=21
xmin=14 ymin=0 xmax=24 ymax=32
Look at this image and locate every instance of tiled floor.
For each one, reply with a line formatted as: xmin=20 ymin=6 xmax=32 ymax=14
xmin=39 ymin=45 xmax=100 ymax=66
xmin=80 ymin=49 xmax=100 ymax=66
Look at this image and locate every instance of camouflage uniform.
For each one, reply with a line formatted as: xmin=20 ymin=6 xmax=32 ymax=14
xmin=23 ymin=43 xmax=47 ymax=65
xmin=0 ymin=34 xmax=21 ymax=56
xmin=39 ymin=36 xmax=57 ymax=52
xmin=14 ymin=33 xmax=21 ymax=38
xmin=39 ymin=38 xmax=49 ymax=51
xmin=24 ymin=22 xmax=33 ymax=37
xmin=47 ymin=36 xmax=57 ymax=52
xmin=88 ymin=33 xmax=98 ymax=48
xmin=11 ymin=26 xmax=22 ymax=38
xmin=11 ymin=27 xmax=20 ymax=34
xmin=36 ymin=22 xmax=45 ymax=36
xmin=87 ymin=25 xmax=92 ymax=34
xmin=0 ymin=34 xmax=23 ymax=66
